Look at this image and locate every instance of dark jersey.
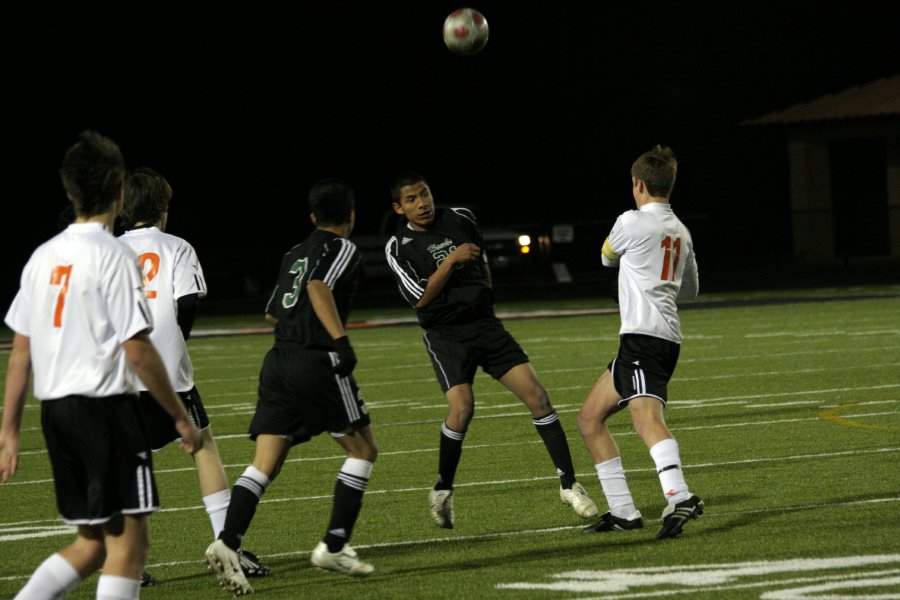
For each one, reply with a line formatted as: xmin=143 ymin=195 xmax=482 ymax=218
xmin=265 ymin=229 xmax=361 ymax=351
xmin=384 ymin=207 xmax=494 ymax=329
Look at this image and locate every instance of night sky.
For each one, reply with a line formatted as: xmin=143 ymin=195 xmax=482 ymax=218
xmin=4 ymin=2 xmax=898 ymax=308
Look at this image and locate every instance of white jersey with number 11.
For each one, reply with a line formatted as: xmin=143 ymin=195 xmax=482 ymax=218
xmin=601 ymin=202 xmax=698 ymax=344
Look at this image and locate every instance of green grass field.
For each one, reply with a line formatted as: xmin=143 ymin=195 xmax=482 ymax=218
xmin=2 ymin=289 xmax=899 ymax=599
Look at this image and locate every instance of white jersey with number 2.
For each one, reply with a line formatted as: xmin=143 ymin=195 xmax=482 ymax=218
xmin=4 ymin=222 xmax=153 ymax=400
xmin=601 ymin=202 xmax=699 ymax=344
xmin=119 ymin=226 xmax=207 ymax=392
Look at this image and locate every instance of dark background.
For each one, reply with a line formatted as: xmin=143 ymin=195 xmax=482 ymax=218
xmin=3 ymin=2 xmax=898 ymax=312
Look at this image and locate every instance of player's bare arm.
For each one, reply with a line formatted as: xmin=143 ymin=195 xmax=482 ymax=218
xmin=416 ymin=243 xmax=481 ymax=309
xmin=308 ymin=279 xmax=357 ymax=376
xmin=307 ymin=279 xmax=346 ymax=340
xmin=123 ymin=332 xmax=203 ymax=454
xmin=0 ymin=334 xmax=31 ymax=483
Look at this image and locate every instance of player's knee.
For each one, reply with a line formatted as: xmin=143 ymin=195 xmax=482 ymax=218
xmin=519 ymin=383 xmax=549 ymax=412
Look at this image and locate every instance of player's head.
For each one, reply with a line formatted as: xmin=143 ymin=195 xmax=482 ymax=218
xmin=121 ymin=167 xmax=173 ymax=230
xmin=59 ymin=130 xmax=126 ymax=217
xmin=631 ymin=145 xmax=677 ymax=200
xmin=308 ymin=178 xmax=355 ymax=228
xmin=391 ymin=170 xmax=435 ymax=230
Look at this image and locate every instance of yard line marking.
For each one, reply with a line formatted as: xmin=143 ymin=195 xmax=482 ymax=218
xmin=6 ymin=403 xmax=897 ymax=470
xmin=2 ymin=499 xmax=897 ymax=582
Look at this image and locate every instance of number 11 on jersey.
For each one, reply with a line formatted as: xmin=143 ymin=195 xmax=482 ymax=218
xmin=660 ymin=236 xmax=681 ymax=281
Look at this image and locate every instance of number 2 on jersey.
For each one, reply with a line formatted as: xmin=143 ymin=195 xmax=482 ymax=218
xmin=51 ymin=265 xmax=73 ymax=328
xmin=660 ymin=236 xmax=681 ymax=281
xmin=138 ymin=253 xmax=160 ymax=299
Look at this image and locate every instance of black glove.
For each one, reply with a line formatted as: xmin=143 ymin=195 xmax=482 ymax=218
xmin=334 ymin=336 xmax=357 ymax=377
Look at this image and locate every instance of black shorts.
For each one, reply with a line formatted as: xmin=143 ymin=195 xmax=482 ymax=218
xmin=423 ymin=317 xmax=529 ymax=393
xmin=608 ymin=334 xmax=681 ymax=407
xmin=249 ymin=345 xmax=370 ymax=446
xmin=139 ymin=387 xmax=211 ymax=451
xmin=41 ymin=395 xmax=158 ymax=525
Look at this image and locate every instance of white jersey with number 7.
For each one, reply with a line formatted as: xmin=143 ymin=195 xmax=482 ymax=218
xmin=601 ymin=202 xmax=699 ymax=344
xmin=4 ymin=222 xmax=153 ymax=400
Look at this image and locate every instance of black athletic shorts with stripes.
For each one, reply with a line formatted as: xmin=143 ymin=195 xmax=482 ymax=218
xmin=139 ymin=386 xmax=211 ymax=451
xmin=249 ymin=344 xmax=370 ymax=446
xmin=609 ymin=333 xmax=681 ymax=407
xmin=423 ymin=316 xmax=529 ymax=393
xmin=41 ymin=394 xmax=158 ymax=525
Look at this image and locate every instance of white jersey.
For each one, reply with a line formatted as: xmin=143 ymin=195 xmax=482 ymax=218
xmin=601 ymin=202 xmax=699 ymax=344
xmin=4 ymin=222 xmax=153 ymax=400
xmin=118 ymin=226 xmax=207 ymax=392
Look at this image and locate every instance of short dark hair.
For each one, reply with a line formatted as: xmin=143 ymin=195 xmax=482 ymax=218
xmin=308 ymin=178 xmax=355 ymax=226
xmin=390 ymin=171 xmax=428 ymax=203
xmin=59 ymin=130 xmax=126 ymax=217
xmin=632 ymin=145 xmax=677 ymax=199
xmin=121 ymin=166 xmax=172 ymax=228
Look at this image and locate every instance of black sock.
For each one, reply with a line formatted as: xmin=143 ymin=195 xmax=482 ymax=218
xmin=435 ymin=421 xmax=465 ymax=490
xmin=533 ymin=411 xmax=577 ymax=489
xmin=219 ymin=476 xmax=265 ymax=550
xmin=324 ymin=470 xmax=369 ymax=553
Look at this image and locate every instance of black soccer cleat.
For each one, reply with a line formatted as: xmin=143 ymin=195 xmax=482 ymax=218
xmin=239 ymin=548 xmax=270 ymax=577
xmin=656 ymin=495 xmax=704 ymax=539
xmin=140 ymin=570 xmax=158 ymax=587
xmin=581 ymin=511 xmax=644 ymax=533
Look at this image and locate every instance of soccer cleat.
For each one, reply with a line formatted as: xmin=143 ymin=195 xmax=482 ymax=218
xmin=581 ymin=511 xmax=644 ymax=533
xmin=429 ymin=488 xmax=455 ymax=529
xmin=657 ymin=495 xmax=704 ymax=539
xmin=559 ymin=482 xmax=599 ymax=518
xmin=140 ymin=570 xmax=158 ymax=587
xmin=310 ymin=541 xmax=374 ymax=577
xmin=204 ymin=539 xmax=254 ymax=595
xmin=239 ymin=549 xmax=269 ymax=577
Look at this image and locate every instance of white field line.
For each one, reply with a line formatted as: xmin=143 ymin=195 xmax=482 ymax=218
xmin=1 ymin=496 xmax=897 ymax=583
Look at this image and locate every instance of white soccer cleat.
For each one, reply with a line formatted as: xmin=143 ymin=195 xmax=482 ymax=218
xmin=560 ymin=482 xmax=599 ymax=518
xmin=429 ymin=488 xmax=455 ymax=528
xmin=204 ymin=539 xmax=254 ymax=595
xmin=310 ymin=541 xmax=374 ymax=577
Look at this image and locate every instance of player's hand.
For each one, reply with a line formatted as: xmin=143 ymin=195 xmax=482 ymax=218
xmin=334 ymin=336 xmax=357 ymax=377
xmin=175 ymin=418 xmax=203 ymax=455
xmin=0 ymin=431 xmax=20 ymax=483
xmin=450 ymin=243 xmax=481 ymax=264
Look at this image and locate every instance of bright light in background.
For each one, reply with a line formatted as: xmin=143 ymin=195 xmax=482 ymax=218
xmin=517 ymin=235 xmax=531 ymax=247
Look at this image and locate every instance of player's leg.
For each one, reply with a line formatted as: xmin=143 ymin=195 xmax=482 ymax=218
xmin=310 ymin=425 xmax=378 ymax=577
xmin=499 ymin=363 xmax=597 ymax=518
xmin=217 ymin=434 xmax=289 ymax=551
xmin=13 ymin=526 xmax=104 ymax=599
xmin=628 ymin=396 xmax=703 ymax=538
xmin=95 ymin=514 xmax=148 ymax=600
xmin=205 ymin=435 xmax=287 ymax=594
xmin=577 ymin=369 xmax=643 ymax=532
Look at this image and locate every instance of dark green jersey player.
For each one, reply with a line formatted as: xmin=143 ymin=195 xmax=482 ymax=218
xmin=384 ymin=171 xmax=598 ymax=529
xmin=205 ymin=179 xmax=378 ymax=593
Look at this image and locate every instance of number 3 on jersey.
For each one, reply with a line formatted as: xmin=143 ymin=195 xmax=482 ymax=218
xmin=660 ymin=236 xmax=681 ymax=281
xmin=282 ymin=258 xmax=309 ymax=308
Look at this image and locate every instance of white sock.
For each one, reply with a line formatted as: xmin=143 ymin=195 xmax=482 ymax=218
xmin=203 ymin=489 xmax=231 ymax=539
xmin=95 ymin=575 xmax=140 ymax=600
xmin=650 ymin=438 xmax=690 ymax=503
xmin=14 ymin=553 xmax=80 ymax=600
xmin=595 ymin=457 xmax=639 ymax=519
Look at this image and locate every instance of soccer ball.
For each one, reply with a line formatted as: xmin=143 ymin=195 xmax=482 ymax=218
xmin=442 ymin=8 xmax=489 ymax=56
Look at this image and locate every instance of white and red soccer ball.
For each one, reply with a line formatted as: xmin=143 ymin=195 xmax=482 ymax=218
xmin=442 ymin=8 xmax=489 ymax=56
